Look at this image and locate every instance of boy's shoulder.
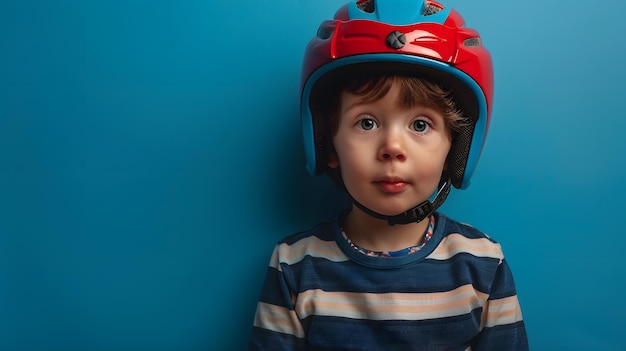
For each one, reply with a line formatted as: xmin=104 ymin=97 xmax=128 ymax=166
xmin=435 ymin=212 xmax=504 ymax=261
xmin=279 ymin=218 xmax=336 ymax=246
xmin=273 ymin=216 xmax=348 ymax=266
xmin=438 ymin=212 xmax=498 ymax=242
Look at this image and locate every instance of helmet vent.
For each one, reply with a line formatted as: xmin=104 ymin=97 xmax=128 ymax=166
xmin=463 ymin=38 xmax=482 ymax=47
xmin=317 ymin=26 xmax=332 ymax=40
xmin=356 ymin=0 xmax=375 ymax=13
xmin=423 ymin=3 xmax=443 ymax=16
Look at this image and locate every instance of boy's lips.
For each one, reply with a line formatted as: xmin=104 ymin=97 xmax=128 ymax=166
xmin=374 ymin=177 xmax=409 ymax=193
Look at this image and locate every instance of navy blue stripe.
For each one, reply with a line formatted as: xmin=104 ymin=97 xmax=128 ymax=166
xmin=249 ymin=326 xmax=307 ymax=351
xmin=281 ymin=252 xmax=503 ymax=295
xmin=487 ymin=259 xmax=519 ymax=299
xmin=301 ymin=310 xmax=483 ymax=351
xmin=472 ymin=321 xmax=529 ymax=350
xmin=257 ymin=266 xmax=293 ymax=308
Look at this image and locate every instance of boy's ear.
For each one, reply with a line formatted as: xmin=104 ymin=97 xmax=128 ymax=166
xmin=328 ymin=153 xmax=339 ymax=168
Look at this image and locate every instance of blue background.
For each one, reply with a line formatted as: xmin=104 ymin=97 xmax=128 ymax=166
xmin=1 ymin=0 xmax=625 ymax=350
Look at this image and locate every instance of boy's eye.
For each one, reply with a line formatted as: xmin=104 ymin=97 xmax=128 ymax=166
xmin=358 ymin=118 xmax=378 ymax=130
xmin=412 ymin=120 xmax=430 ymax=133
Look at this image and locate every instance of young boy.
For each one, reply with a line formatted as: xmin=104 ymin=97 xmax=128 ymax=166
xmin=250 ymin=0 xmax=528 ymax=350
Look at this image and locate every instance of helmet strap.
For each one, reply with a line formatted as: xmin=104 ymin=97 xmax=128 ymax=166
xmin=347 ymin=178 xmax=452 ymax=226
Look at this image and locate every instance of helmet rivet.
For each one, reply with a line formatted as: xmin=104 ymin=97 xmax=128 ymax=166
xmin=386 ymin=31 xmax=406 ymax=49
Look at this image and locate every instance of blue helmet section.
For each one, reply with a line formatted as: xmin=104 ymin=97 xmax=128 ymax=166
xmin=301 ymin=53 xmax=488 ymax=190
xmin=347 ymin=0 xmax=451 ymax=25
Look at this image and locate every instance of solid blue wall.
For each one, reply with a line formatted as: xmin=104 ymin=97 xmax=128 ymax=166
xmin=1 ymin=1 xmax=625 ymax=350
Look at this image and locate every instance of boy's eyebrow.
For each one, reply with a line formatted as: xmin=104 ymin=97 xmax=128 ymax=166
xmin=342 ymin=96 xmax=443 ymax=117
xmin=341 ymin=94 xmax=375 ymax=114
xmin=342 ymin=100 xmax=365 ymax=114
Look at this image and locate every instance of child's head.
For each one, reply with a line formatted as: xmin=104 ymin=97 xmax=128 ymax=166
xmin=320 ymin=72 xmax=468 ymax=191
xmin=299 ymin=0 xmax=493 ymax=224
xmin=325 ymin=73 xmax=466 ymax=218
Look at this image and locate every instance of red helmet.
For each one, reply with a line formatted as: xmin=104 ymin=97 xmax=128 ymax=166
xmin=300 ymin=0 xmax=493 ymax=190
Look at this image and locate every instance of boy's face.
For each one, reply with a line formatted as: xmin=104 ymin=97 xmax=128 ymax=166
xmin=328 ymin=81 xmax=452 ymax=217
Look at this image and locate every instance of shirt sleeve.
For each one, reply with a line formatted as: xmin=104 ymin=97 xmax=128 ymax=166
xmin=248 ymin=246 xmax=307 ymax=351
xmin=471 ymin=258 xmax=529 ymax=351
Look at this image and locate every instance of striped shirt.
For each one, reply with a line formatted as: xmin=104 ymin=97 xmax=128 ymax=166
xmin=249 ymin=212 xmax=528 ymax=350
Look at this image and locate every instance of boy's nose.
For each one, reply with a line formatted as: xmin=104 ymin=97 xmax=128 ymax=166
xmin=378 ymin=131 xmax=406 ymax=161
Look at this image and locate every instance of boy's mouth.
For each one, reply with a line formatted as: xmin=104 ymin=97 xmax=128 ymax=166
xmin=374 ymin=178 xmax=409 ymax=193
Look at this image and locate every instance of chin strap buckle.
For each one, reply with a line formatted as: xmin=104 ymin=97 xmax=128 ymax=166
xmin=347 ymin=178 xmax=452 ymax=226
xmin=386 ymin=179 xmax=451 ymax=225
xmin=388 ymin=201 xmax=434 ymax=225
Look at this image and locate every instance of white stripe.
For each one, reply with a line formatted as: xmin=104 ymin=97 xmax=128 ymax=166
xmin=484 ymin=296 xmax=524 ymax=328
xmin=295 ymin=285 xmax=488 ymax=321
xmin=253 ymin=302 xmax=305 ymax=338
xmin=427 ymin=233 xmax=503 ymax=261
xmin=269 ymin=236 xmax=349 ymax=268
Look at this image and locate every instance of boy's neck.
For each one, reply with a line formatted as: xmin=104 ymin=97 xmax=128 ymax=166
xmin=342 ymin=205 xmax=430 ymax=253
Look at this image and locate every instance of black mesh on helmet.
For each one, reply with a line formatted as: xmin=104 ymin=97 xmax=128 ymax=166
xmin=310 ymin=105 xmax=331 ymax=175
xmin=447 ymin=123 xmax=475 ymax=189
xmin=423 ymin=2 xmax=443 ymax=16
xmin=357 ymin=0 xmax=441 ymax=16
xmin=356 ymin=0 xmax=375 ymax=13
